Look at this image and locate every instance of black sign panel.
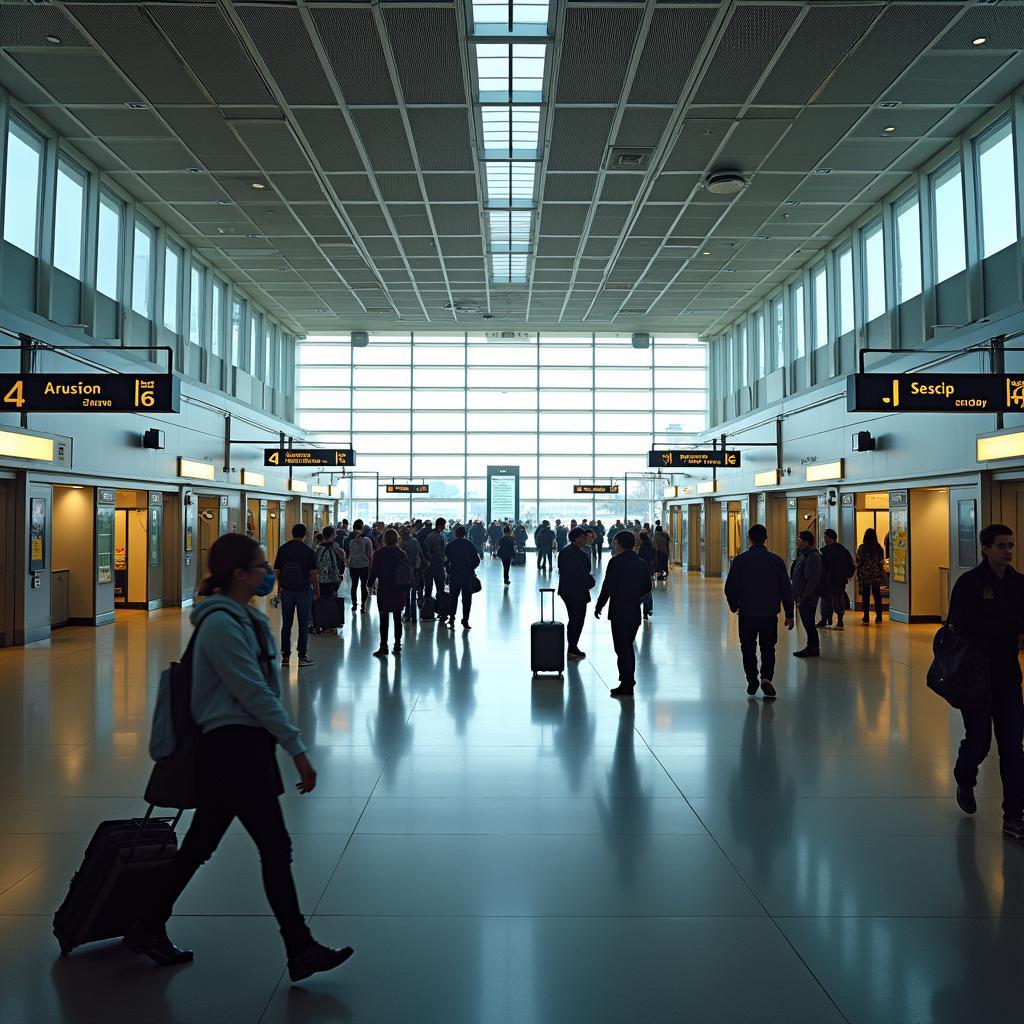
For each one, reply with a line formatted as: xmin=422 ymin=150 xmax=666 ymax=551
xmin=0 ymin=373 xmax=179 ymax=413
xmin=847 ymin=373 xmax=1024 ymax=413
xmin=574 ymin=484 xmax=619 ymax=494
xmin=264 ymin=448 xmax=354 ymax=467
xmin=386 ymin=483 xmax=429 ymax=493
xmin=648 ymin=449 xmax=741 ymax=468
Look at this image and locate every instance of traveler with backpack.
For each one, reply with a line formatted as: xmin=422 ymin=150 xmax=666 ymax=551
xmin=273 ymin=524 xmax=319 ymax=668
xmin=311 ymin=526 xmax=346 ymax=634
xmin=346 ymin=520 xmax=373 ymax=613
xmin=125 ymin=532 xmax=353 ymax=982
xmin=444 ymin=525 xmax=481 ymax=630
xmin=368 ymin=529 xmax=412 ymax=658
xmin=487 ymin=520 xmax=502 ymax=557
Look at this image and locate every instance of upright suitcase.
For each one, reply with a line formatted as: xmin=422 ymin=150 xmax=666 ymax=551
xmin=53 ymin=806 xmax=182 ymax=956
xmin=315 ymin=592 xmax=342 ymax=629
xmin=512 ymin=551 xmax=527 ymax=567
xmin=436 ymin=585 xmax=454 ymax=620
xmin=420 ymin=596 xmax=437 ymax=620
xmin=531 ymin=588 xmax=565 ymax=675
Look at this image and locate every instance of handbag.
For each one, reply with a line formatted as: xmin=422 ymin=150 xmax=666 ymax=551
xmin=471 ymin=574 xmax=482 ymax=594
xmin=926 ymin=622 xmax=990 ymax=710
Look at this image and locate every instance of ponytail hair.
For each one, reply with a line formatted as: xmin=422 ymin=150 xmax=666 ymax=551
xmin=198 ymin=532 xmax=261 ymax=597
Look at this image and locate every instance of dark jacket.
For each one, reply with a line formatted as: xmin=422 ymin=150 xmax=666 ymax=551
xmin=496 ymin=535 xmax=517 ymax=561
xmin=445 ymin=537 xmax=481 ymax=582
xmin=820 ymin=541 xmax=855 ymax=588
xmin=791 ymin=546 xmax=823 ymax=603
xmin=424 ymin=529 xmax=447 ymax=567
xmin=555 ymin=525 xmax=568 ymax=548
xmin=724 ymin=544 xmax=794 ymax=618
xmin=513 ymin=525 xmax=528 ymax=550
xmin=856 ymin=543 xmax=886 ymax=587
xmin=595 ymin=550 xmax=652 ymax=622
xmin=487 ymin=524 xmax=502 ymax=545
xmin=637 ymin=539 xmax=655 ymax=571
xmin=557 ymin=543 xmax=593 ymax=604
xmin=368 ymin=545 xmax=410 ymax=613
xmin=468 ymin=523 xmax=486 ymax=545
xmin=535 ymin=525 xmax=555 ymax=552
xmin=948 ymin=560 xmax=1024 ymax=678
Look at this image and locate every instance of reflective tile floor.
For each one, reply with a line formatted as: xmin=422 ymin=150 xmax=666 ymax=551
xmin=1 ymin=559 xmax=1022 ymax=1023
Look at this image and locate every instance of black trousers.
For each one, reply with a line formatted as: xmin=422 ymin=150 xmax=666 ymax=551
xmin=955 ymin=674 xmax=1024 ymax=820
xmin=561 ymin=596 xmax=587 ymax=652
xmin=738 ymin=614 xmax=778 ymax=683
xmin=423 ymin=564 xmax=445 ymax=603
xmin=538 ymin=548 xmax=552 ymax=571
xmin=379 ymin=606 xmax=402 ymax=647
xmin=860 ymin=582 xmax=883 ymax=619
xmin=349 ymin=566 xmax=369 ymax=608
xmin=819 ymin=584 xmax=846 ymax=625
xmin=798 ymin=596 xmax=819 ymax=650
xmin=594 ymin=540 xmax=603 ymax=561
xmin=501 ymin=555 xmax=512 ymax=582
xmin=610 ymin=615 xmax=641 ymax=686
xmin=449 ymin=580 xmax=473 ymax=623
xmin=141 ymin=727 xmax=312 ymax=957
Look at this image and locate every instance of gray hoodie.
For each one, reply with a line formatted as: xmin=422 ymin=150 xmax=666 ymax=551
xmin=189 ymin=596 xmax=305 ymax=757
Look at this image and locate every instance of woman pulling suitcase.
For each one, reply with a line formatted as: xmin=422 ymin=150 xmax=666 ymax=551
xmin=124 ymin=533 xmax=354 ymax=983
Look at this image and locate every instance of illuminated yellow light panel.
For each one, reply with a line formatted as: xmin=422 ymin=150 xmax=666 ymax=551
xmin=754 ymin=470 xmax=779 ymax=487
xmin=178 ymin=457 xmax=214 ymax=481
xmin=312 ymin=485 xmax=329 ymax=495
xmin=289 ymin=480 xmax=308 ymax=493
xmin=330 ymin=485 xmax=344 ymax=498
xmin=977 ymin=431 xmax=1024 ymax=461
xmin=806 ymin=460 xmax=844 ymax=482
xmin=242 ymin=470 xmax=264 ymax=487
xmin=0 ymin=429 xmax=54 ymax=462
xmin=697 ymin=480 xmax=717 ymax=494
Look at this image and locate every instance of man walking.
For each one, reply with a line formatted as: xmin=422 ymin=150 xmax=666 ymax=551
xmin=444 ymin=525 xmax=481 ymax=631
xmin=535 ymin=519 xmax=555 ymax=572
xmin=274 ymin=523 xmax=319 ymax=668
xmin=422 ymin=517 xmax=447 ymax=605
xmin=790 ymin=531 xmax=823 ymax=658
xmin=724 ymin=524 xmax=795 ymax=698
xmin=594 ymin=531 xmax=652 ymax=698
xmin=949 ymin=523 xmax=1024 ymax=839
xmin=818 ymin=528 xmax=855 ymax=631
xmin=557 ymin=527 xmax=594 ymax=661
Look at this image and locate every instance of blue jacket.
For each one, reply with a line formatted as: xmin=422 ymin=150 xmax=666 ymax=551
xmin=188 ymin=596 xmax=305 ymax=756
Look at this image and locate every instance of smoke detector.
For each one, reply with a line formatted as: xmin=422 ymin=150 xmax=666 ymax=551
xmin=703 ymin=172 xmax=747 ymax=195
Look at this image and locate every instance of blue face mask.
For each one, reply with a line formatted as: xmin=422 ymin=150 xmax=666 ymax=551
xmin=254 ymin=571 xmax=276 ymax=597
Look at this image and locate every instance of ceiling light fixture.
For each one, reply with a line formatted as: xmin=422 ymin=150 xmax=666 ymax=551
xmin=185 ymin=167 xmax=202 ymax=174
xmin=814 ymin=167 xmax=833 ymax=174
xmin=783 ymin=200 xmax=801 ymax=207
xmin=217 ymin=200 xmax=232 ymax=206
xmin=703 ymin=172 xmax=747 ymax=195
xmin=972 ymin=37 xmax=987 ymax=45
xmin=702 ymin=250 xmax=711 ymax=256
xmin=250 ymin=182 xmax=267 ymax=190
xmin=883 ymin=126 xmax=896 ymax=134
xmin=45 ymin=35 xmax=61 ymax=45
xmin=125 ymin=101 xmax=148 ymax=110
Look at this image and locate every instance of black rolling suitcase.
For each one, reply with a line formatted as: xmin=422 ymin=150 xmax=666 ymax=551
xmin=531 ymin=588 xmax=565 ymax=675
xmin=436 ymin=585 xmax=454 ymax=620
xmin=512 ymin=551 xmax=526 ymax=567
xmin=53 ymin=806 xmax=182 ymax=956
xmin=315 ymin=592 xmax=343 ymax=630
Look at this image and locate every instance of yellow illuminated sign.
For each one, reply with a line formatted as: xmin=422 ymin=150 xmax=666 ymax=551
xmin=0 ymin=429 xmax=54 ymax=462
xmin=977 ymin=431 xmax=1024 ymax=462
xmin=806 ymin=460 xmax=844 ymax=482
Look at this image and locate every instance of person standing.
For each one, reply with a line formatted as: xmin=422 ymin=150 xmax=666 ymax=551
xmin=593 ymin=520 xmax=606 ymax=563
xmin=368 ymin=529 xmax=411 ymax=658
xmin=513 ymin=521 xmax=528 ymax=555
xmin=468 ymin=519 xmax=487 ymax=559
xmin=557 ymin=527 xmax=594 ymax=661
xmin=594 ymin=531 xmax=652 ymax=698
xmin=555 ymin=519 xmax=568 ymax=552
xmin=724 ymin=523 xmax=795 ymax=698
xmin=535 ymin=520 xmax=555 ymax=572
xmin=274 ymin=523 xmax=319 ymax=668
xmin=487 ymin=520 xmax=502 ymax=558
xmin=126 ymin=534 xmax=353 ymax=982
xmin=496 ymin=525 xmax=517 ymax=585
xmin=855 ymin=527 xmax=886 ymax=624
xmin=818 ymin=528 xmax=855 ymax=631
xmin=312 ymin=526 xmax=346 ymax=634
xmin=445 ymin=525 xmax=481 ymax=630
xmin=400 ymin=526 xmax=422 ymax=623
xmin=790 ymin=531 xmax=823 ymax=658
xmin=345 ymin=520 xmax=373 ymax=614
xmin=948 ymin=523 xmax=1024 ymax=838
xmin=422 ymin=517 xmax=448 ymax=605
xmin=653 ymin=525 xmax=670 ymax=579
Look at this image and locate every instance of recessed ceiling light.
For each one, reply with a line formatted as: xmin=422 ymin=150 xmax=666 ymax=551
xmin=185 ymin=167 xmax=203 ymax=174
xmin=878 ymin=100 xmax=901 ymax=109
xmin=972 ymin=37 xmax=987 ymax=46
xmin=883 ymin=126 xmax=896 ymax=134
xmin=45 ymin=35 xmax=61 ymax=45
xmin=250 ymin=182 xmax=267 ymax=190
xmin=217 ymin=200 xmax=232 ymax=206
xmin=704 ymin=172 xmax=747 ymax=195
xmin=783 ymin=200 xmax=801 ymax=207
xmin=814 ymin=167 xmax=832 ymax=174
xmin=702 ymin=250 xmax=711 ymax=256
xmin=246 ymin=234 xmax=261 ymax=239
xmin=125 ymin=101 xmax=148 ymax=110
xmin=721 ymin=268 xmax=736 ymax=274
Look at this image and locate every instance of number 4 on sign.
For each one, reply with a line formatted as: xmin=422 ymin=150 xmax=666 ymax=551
xmin=3 ymin=380 xmax=24 ymax=409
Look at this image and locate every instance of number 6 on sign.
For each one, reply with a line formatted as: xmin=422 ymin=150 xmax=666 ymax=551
xmin=134 ymin=381 xmax=155 ymax=408
xmin=3 ymin=380 xmax=25 ymax=409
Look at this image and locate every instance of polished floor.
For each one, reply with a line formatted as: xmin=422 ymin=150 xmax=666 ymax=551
xmin=1 ymin=558 xmax=1021 ymax=1023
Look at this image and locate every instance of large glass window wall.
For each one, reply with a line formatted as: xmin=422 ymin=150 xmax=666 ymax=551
xmin=296 ymin=333 xmax=706 ymax=526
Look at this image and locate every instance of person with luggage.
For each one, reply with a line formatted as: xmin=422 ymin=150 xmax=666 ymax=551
xmin=496 ymin=524 xmax=518 ymax=585
xmin=423 ymin=517 xmax=448 ymax=605
xmin=535 ymin=520 xmax=555 ymax=572
xmin=401 ymin=525 xmax=422 ymax=622
xmin=791 ymin=531 xmax=823 ymax=658
xmin=557 ymin=527 xmax=594 ymax=661
xmin=368 ymin=529 xmax=412 ymax=658
xmin=445 ymin=525 xmax=481 ymax=630
xmin=594 ymin=530 xmax=652 ymax=698
xmin=125 ymin=533 xmax=354 ymax=982
xmin=513 ymin=521 xmax=528 ymax=555
xmin=346 ymin=520 xmax=373 ymax=614
xmin=487 ymin=520 xmax=502 ymax=558
xmin=724 ymin=523 xmax=795 ymax=698
xmin=856 ymin=527 xmax=886 ymax=624
xmin=947 ymin=523 xmax=1024 ymax=838
xmin=274 ymin=524 xmax=319 ymax=668
xmin=311 ymin=526 xmax=346 ymax=635
xmin=817 ymin=528 xmax=855 ymax=631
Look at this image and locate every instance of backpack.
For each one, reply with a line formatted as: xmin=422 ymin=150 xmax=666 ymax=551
xmin=316 ymin=542 xmax=341 ymax=584
xmin=280 ymin=544 xmax=306 ymax=590
xmin=395 ymin=553 xmax=414 ymax=587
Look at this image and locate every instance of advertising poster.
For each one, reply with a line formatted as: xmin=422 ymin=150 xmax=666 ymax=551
xmin=890 ymin=508 xmax=908 ymax=584
xmin=29 ymin=496 xmax=46 ymax=570
xmin=957 ymin=499 xmax=976 ymax=568
xmin=96 ymin=507 xmax=114 ymax=585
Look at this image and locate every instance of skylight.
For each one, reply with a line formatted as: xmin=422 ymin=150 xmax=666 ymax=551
xmin=471 ymin=0 xmax=550 ymax=37
xmin=491 ymin=252 xmax=529 ymax=284
xmin=484 ymin=161 xmax=536 ymax=207
xmin=481 ymin=106 xmax=541 ymax=158
xmin=475 ymin=43 xmax=546 ymax=103
xmin=488 ymin=210 xmax=532 ymax=250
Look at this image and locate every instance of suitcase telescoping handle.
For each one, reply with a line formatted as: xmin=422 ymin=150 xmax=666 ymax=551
xmin=538 ymin=587 xmax=557 ymax=623
xmin=125 ymin=805 xmax=184 ymax=863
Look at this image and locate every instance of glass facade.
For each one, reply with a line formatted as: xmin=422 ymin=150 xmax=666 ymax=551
xmin=296 ymin=333 xmax=706 ymax=525
xmin=3 ymin=119 xmax=43 ymax=256
xmin=96 ymin=192 xmax=122 ymax=300
xmin=54 ymin=158 xmax=87 ymax=280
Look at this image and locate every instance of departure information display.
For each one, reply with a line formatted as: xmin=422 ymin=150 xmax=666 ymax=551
xmin=848 ymin=373 xmax=1024 ymax=413
xmin=264 ymin=448 xmax=354 ymax=467
xmin=386 ymin=483 xmax=429 ymax=493
xmin=574 ymin=484 xmax=619 ymax=494
xmin=0 ymin=373 xmax=179 ymax=413
xmin=648 ymin=449 xmax=741 ymax=468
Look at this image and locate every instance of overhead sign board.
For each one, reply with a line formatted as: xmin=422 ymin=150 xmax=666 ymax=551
xmin=648 ymin=449 xmax=741 ymax=468
xmin=574 ymin=484 xmax=619 ymax=494
xmin=264 ymin=448 xmax=354 ymax=467
xmin=848 ymin=373 xmax=1024 ymax=413
xmin=0 ymin=373 xmax=179 ymax=413
xmin=386 ymin=483 xmax=429 ymax=493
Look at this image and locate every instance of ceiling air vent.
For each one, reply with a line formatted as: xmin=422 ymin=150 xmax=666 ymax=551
xmin=703 ymin=172 xmax=747 ymax=196
xmin=606 ymin=147 xmax=653 ymax=171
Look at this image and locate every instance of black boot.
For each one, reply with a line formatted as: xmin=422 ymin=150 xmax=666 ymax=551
xmin=123 ymin=925 xmax=194 ymax=966
xmin=288 ymin=942 xmax=355 ymax=983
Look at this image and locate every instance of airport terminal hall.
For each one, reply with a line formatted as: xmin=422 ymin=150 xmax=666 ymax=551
xmin=9 ymin=1 xmax=1024 ymax=1022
